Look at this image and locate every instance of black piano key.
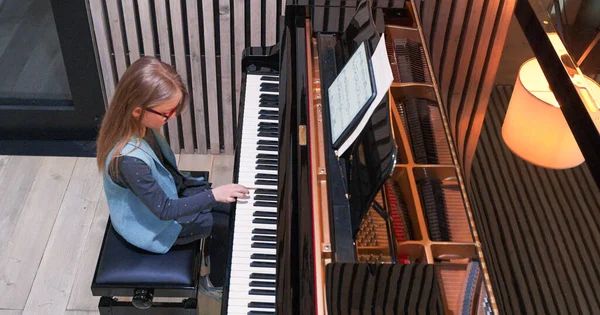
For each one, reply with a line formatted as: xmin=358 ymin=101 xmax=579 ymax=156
xmin=254 ymin=188 xmax=278 ymax=195
xmin=260 ymin=94 xmax=278 ymax=100
xmin=257 ymin=146 xmax=278 ymax=152
xmin=254 ymin=201 xmax=278 ymax=208
xmin=252 ymin=235 xmax=277 ymax=242
xmin=253 ymin=211 xmax=277 ymax=218
xmin=248 ymin=311 xmax=275 ymax=315
xmin=252 ymin=218 xmax=277 ymax=225
xmin=259 ymin=102 xmax=279 ymax=108
xmin=252 ymin=242 xmax=277 ymax=249
xmin=255 ymin=165 xmax=278 ymax=172
xmin=260 ymin=86 xmax=279 ymax=93
xmin=250 ymin=273 xmax=276 ymax=280
xmin=258 ymin=126 xmax=278 ymax=132
xmin=260 ymin=75 xmax=279 ymax=81
xmin=254 ymin=179 xmax=277 ymax=185
xmin=248 ymin=302 xmax=276 ymax=309
xmin=255 ymin=174 xmax=278 ymax=180
xmin=251 ymin=253 xmax=277 ymax=260
xmin=249 ymin=281 xmax=276 ymax=288
xmin=254 ymin=195 xmax=278 ymax=202
xmin=258 ymin=122 xmax=278 ymax=127
xmin=257 ymin=140 xmax=278 ymax=146
xmin=252 ymin=228 xmax=277 ymax=235
xmin=256 ymin=153 xmax=277 ymax=159
xmin=256 ymin=159 xmax=277 ymax=165
xmin=258 ymin=124 xmax=278 ymax=130
xmin=258 ymin=132 xmax=278 ymax=138
xmin=259 ymin=110 xmax=278 ymax=115
xmin=249 ymin=289 xmax=276 ymax=296
xmin=250 ymin=261 xmax=277 ymax=269
xmin=258 ymin=114 xmax=278 ymax=120
xmin=259 ymin=101 xmax=278 ymax=107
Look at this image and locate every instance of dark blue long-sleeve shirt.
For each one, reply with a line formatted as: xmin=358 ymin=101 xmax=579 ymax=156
xmin=108 ymin=131 xmax=217 ymax=224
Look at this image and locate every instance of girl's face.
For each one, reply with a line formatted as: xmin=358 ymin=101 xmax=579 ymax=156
xmin=132 ymin=90 xmax=182 ymax=130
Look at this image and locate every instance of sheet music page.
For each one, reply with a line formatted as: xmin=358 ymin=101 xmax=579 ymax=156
xmin=336 ymin=34 xmax=394 ymax=156
xmin=328 ymin=42 xmax=374 ymax=145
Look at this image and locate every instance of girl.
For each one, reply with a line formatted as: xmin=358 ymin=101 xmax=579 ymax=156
xmin=96 ymin=56 xmax=247 ymax=300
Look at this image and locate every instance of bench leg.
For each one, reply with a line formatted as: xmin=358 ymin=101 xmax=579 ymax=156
xmin=98 ymin=296 xmax=197 ymax=315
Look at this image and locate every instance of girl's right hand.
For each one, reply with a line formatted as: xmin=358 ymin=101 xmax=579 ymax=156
xmin=212 ymin=184 xmax=250 ymax=203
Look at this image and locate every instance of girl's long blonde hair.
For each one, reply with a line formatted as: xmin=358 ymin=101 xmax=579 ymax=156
xmin=96 ymin=57 xmax=188 ymax=174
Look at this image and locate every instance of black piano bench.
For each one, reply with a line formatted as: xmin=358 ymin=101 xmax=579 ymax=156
xmin=91 ymin=171 xmax=210 ymax=315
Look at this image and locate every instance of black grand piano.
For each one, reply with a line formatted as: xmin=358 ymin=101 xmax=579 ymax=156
xmin=222 ymin=1 xmax=487 ymax=314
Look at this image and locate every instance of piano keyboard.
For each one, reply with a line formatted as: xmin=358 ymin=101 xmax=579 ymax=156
xmin=227 ymin=73 xmax=280 ymax=315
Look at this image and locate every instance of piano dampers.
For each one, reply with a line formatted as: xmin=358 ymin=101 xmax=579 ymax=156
xmin=398 ymin=98 xmax=453 ymax=165
xmin=392 ymin=38 xmax=431 ymax=84
xmin=417 ymin=178 xmax=451 ymax=242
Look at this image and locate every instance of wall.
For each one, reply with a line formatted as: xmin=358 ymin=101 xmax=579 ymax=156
xmin=88 ymin=0 xmax=283 ymax=154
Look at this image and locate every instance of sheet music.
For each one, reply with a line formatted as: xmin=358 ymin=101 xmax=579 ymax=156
xmin=336 ymin=34 xmax=394 ymax=156
xmin=328 ymin=42 xmax=374 ymax=145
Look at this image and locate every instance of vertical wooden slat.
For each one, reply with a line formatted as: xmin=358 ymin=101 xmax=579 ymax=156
xmin=456 ymin=1 xmax=501 ymax=156
xmin=251 ymin=0 xmax=261 ymax=46
xmin=121 ymin=0 xmax=140 ymax=62
xmin=421 ymin=0 xmax=436 ymax=48
xmin=265 ymin=0 xmax=278 ymax=46
xmin=448 ymin=0 xmax=485 ymax=136
xmin=137 ymin=0 xmax=155 ymax=56
xmin=233 ymin=0 xmax=245 ymax=127
xmin=105 ymin=0 xmax=128 ymax=76
xmin=202 ymin=0 xmax=222 ymax=153
xmin=154 ymin=0 xmax=180 ymax=152
xmin=464 ymin=0 xmax=518 ymax=181
xmin=219 ymin=0 xmax=234 ymax=154
xmin=439 ymin=0 xmax=469 ymax=106
xmin=170 ymin=0 xmax=194 ymax=153
xmin=431 ymin=0 xmax=452 ymax=76
xmin=187 ymin=0 xmax=208 ymax=153
xmin=88 ymin=0 xmax=116 ymax=104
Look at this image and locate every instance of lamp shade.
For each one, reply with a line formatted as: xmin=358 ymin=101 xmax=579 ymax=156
xmin=502 ymin=58 xmax=600 ymax=169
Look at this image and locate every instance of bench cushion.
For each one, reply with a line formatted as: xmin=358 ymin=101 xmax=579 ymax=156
xmin=94 ymin=222 xmax=198 ymax=286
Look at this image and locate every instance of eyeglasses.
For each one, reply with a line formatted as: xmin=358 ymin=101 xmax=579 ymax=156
xmin=146 ymin=107 xmax=177 ymax=121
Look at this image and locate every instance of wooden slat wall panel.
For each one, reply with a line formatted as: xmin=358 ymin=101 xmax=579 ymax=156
xmin=88 ymin=0 xmax=115 ymax=103
xmin=90 ymin=0 xmax=284 ymax=154
xmin=251 ymin=0 xmax=262 ymax=46
xmin=219 ymin=0 xmax=234 ymax=154
xmin=201 ymin=0 xmax=221 ymax=153
xmin=121 ymin=0 xmax=140 ymax=63
xmin=169 ymin=0 xmax=194 ymax=153
xmin=137 ymin=0 xmax=155 ymax=56
xmin=186 ymin=0 xmax=207 ymax=153
xmin=234 ymin=0 xmax=245 ymax=127
xmin=105 ymin=0 xmax=128 ymax=78
xmin=265 ymin=0 xmax=278 ymax=45
xmin=415 ymin=0 xmax=516 ymax=181
xmin=154 ymin=0 xmax=180 ymax=151
xmin=463 ymin=0 xmax=516 ymax=180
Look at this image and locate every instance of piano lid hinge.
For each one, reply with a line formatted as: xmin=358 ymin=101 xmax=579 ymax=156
xmin=299 ymin=125 xmax=307 ymax=146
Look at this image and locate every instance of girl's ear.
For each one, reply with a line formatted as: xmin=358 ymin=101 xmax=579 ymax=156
xmin=132 ymin=106 xmax=143 ymax=119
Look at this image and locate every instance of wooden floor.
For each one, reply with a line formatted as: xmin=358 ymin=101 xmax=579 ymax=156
xmin=0 ymin=154 xmax=233 ymax=315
